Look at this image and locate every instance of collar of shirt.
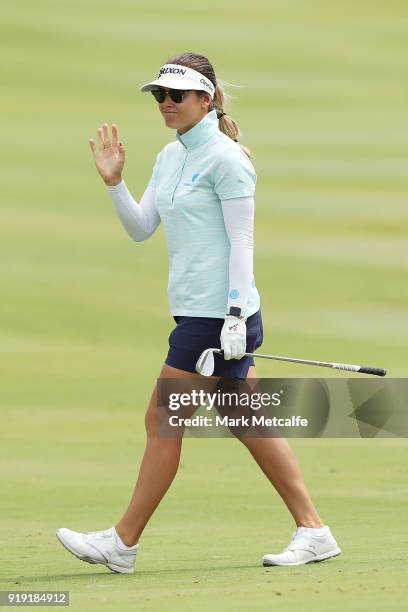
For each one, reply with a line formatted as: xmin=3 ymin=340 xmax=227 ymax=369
xmin=176 ymin=108 xmax=219 ymax=151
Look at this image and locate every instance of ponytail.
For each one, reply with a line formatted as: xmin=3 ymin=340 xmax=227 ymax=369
xmin=164 ymin=51 xmax=253 ymax=159
xmin=211 ymin=82 xmax=252 ymax=159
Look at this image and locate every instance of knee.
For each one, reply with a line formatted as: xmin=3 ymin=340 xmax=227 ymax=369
xmin=144 ymin=407 xmax=156 ymax=436
xmin=237 ymin=434 xmax=256 ymax=448
xmin=144 ymin=406 xmax=182 ymax=450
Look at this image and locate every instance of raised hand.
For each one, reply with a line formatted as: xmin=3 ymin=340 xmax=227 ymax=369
xmin=89 ymin=123 xmax=125 ymax=186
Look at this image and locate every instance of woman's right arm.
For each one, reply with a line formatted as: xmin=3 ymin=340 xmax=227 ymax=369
xmin=89 ymin=123 xmax=161 ymax=241
xmin=107 ymin=180 xmax=161 ymax=242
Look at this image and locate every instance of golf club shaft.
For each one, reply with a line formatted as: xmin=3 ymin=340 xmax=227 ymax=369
xmin=212 ymin=350 xmax=386 ymax=377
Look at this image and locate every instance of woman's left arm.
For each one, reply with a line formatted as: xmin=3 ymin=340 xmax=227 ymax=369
xmin=221 ymin=195 xmax=254 ymax=316
xmin=220 ymin=195 xmax=254 ymax=359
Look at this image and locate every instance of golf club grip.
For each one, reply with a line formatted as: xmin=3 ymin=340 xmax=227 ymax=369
xmin=358 ymin=366 xmax=387 ymax=377
xmin=216 ymin=350 xmax=386 ymax=377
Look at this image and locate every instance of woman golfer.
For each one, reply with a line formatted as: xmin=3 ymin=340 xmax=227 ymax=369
xmin=56 ymin=52 xmax=341 ymax=573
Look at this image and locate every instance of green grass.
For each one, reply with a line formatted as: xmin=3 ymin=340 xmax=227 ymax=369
xmin=1 ymin=0 xmax=407 ymax=609
xmin=2 ymin=425 xmax=408 ymax=611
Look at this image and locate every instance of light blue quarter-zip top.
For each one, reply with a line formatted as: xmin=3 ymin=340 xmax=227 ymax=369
xmin=149 ymin=108 xmax=261 ymax=318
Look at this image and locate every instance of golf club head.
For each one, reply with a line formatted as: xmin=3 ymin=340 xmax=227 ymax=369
xmin=195 ymin=348 xmax=216 ymax=376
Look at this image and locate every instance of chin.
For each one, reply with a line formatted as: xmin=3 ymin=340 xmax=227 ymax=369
xmin=164 ymin=116 xmax=180 ymax=129
xmin=163 ymin=113 xmax=176 ymax=121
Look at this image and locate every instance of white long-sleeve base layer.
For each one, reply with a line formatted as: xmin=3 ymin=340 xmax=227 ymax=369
xmin=107 ymin=180 xmax=254 ymax=316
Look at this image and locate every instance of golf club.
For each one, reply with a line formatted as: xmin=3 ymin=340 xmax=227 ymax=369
xmin=195 ymin=348 xmax=387 ymax=377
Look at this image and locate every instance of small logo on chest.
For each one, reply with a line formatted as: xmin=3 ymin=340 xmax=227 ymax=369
xmin=183 ymin=173 xmax=201 ymax=188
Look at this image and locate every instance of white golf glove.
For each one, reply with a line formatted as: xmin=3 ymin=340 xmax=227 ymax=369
xmin=221 ymin=315 xmax=247 ymax=360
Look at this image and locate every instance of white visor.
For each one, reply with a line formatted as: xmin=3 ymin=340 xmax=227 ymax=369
xmin=140 ymin=63 xmax=215 ymax=99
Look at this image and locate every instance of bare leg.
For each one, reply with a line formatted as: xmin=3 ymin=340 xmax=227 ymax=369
xmin=115 ymin=361 xmax=322 ymax=547
xmin=114 ymin=363 xmax=218 ymax=547
xmin=239 ymin=366 xmax=324 ymax=528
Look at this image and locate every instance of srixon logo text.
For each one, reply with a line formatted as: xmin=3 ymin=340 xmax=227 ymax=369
xmin=158 ymin=67 xmax=187 ymax=77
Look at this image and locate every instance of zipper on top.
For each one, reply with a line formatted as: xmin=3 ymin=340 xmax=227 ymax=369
xmin=171 ymin=150 xmax=189 ymax=208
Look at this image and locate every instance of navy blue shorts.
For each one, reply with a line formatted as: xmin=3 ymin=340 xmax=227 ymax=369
xmin=165 ymin=309 xmax=264 ymax=380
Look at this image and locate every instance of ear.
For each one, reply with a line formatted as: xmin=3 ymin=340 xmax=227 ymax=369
xmin=200 ymin=92 xmax=212 ymax=111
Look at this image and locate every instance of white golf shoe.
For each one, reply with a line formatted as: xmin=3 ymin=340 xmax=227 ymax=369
xmin=56 ymin=526 xmax=138 ymax=574
xmin=263 ymin=526 xmax=341 ymax=566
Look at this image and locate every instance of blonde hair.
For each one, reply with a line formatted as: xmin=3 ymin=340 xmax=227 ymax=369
xmin=164 ymin=51 xmax=252 ymax=159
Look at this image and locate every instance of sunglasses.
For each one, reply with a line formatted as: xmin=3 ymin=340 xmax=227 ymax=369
xmin=151 ymin=88 xmax=190 ymax=104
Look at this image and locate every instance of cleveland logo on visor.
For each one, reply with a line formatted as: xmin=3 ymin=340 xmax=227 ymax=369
xmin=200 ymin=78 xmax=213 ymax=92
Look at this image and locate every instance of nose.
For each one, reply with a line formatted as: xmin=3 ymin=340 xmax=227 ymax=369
xmin=162 ymin=102 xmax=178 ymax=115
